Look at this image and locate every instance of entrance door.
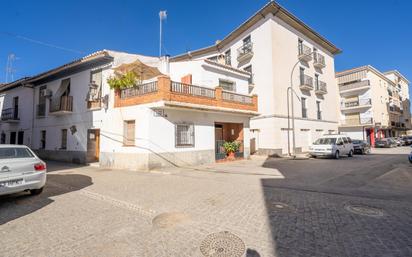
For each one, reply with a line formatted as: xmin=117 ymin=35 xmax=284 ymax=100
xmin=87 ymin=129 xmax=100 ymax=162
xmin=214 ymin=124 xmax=225 ymax=160
xmin=17 ymin=131 xmax=24 ymax=145
xmin=10 ymin=132 xmax=16 ymax=144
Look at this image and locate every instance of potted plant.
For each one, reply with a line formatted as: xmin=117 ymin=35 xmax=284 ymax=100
xmin=223 ymin=141 xmax=240 ymax=160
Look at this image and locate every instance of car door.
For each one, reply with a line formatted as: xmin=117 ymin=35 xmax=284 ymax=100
xmin=336 ymin=137 xmax=345 ymax=154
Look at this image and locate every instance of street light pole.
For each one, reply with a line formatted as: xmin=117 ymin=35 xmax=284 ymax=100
xmin=287 ymin=51 xmax=313 ymax=157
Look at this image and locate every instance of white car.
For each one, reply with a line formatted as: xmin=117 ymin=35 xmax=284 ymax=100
xmin=0 ymin=145 xmax=46 ymax=196
xmin=309 ymin=135 xmax=354 ymax=159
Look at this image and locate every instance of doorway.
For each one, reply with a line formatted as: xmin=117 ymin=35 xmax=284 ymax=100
xmin=87 ymin=129 xmax=100 ymax=162
xmin=214 ymin=122 xmax=244 ymax=161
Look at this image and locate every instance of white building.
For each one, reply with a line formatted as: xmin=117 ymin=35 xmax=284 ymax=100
xmin=0 ymin=50 xmax=258 ymax=170
xmin=171 ymin=1 xmax=341 ymax=155
xmin=337 ymin=66 xmax=411 ymax=143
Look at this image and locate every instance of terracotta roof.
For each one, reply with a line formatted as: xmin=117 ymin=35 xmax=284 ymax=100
xmin=171 ymin=1 xmax=341 ymax=62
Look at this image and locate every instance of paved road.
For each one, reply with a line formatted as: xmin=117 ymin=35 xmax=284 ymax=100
xmin=0 ymin=147 xmax=411 ymax=257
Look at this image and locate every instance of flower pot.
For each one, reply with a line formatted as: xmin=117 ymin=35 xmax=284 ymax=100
xmin=226 ymin=151 xmax=236 ymax=160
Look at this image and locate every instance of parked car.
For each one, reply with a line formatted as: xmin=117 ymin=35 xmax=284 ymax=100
xmin=309 ymin=135 xmax=354 ymax=159
xmin=0 ymin=145 xmax=46 ymax=196
xmin=375 ymin=138 xmax=397 ymax=148
xmin=402 ymin=136 xmax=412 ymax=145
xmin=391 ymin=137 xmax=404 ymax=146
xmin=409 ymin=146 xmax=412 ymax=164
xmin=352 ymin=140 xmax=371 ymax=154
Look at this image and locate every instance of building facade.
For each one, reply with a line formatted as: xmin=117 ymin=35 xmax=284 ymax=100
xmin=336 ymin=66 xmax=411 ymax=144
xmin=171 ymin=1 xmax=341 ymax=155
xmin=0 ymin=50 xmax=257 ymax=170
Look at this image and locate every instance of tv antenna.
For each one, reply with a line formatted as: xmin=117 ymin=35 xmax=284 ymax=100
xmin=5 ymin=53 xmax=18 ymax=83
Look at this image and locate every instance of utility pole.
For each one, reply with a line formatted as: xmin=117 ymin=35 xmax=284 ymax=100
xmin=159 ymin=10 xmax=167 ymax=57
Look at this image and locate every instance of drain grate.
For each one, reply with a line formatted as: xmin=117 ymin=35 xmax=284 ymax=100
xmin=200 ymin=231 xmax=245 ymax=257
xmin=344 ymin=204 xmax=384 ymax=217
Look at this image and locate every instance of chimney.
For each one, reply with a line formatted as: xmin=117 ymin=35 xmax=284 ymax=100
xmin=160 ymin=54 xmax=170 ymax=75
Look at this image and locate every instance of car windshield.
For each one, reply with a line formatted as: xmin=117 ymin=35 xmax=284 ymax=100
xmin=313 ymin=138 xmax=336 ymax=145
xmin=0 ymin=147 xmax=34 ymax=159
xmin=352 ymin=140 xmax=362 ymax=144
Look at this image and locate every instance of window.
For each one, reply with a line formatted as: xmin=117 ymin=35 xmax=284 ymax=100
xmin=243 ymin=35 xmax=251 ymax=45
xmin=219 ymin=79 xmax=236 ymax=92
xmin=17 ymin=131 xmax=24 ymax=145
xmin=123 ymin=120 xmax=135 ymax=146
xmin=244 ymin=65 xmax=253 ymax=84
xmin=298 ymin=39 xmax=303 ymax=54
xmin=10 ymin=132 xmax=16 ymax=144
xmin=301 ymin=97 xmax=307 ymax=118
xmin=40 ymin=130 xmax=46 ymax=149
xmin=315 ymin=74 xmax=319 ymax=89
xmin=0 ymin=132 xmax=5 ymax=144
xmin=175 ymin=124 xmax=194 ymax=147
xmin=224 ymin=49 xmax=231 ymax=66
xmin=38 ymin=86 xmax=47 ymax=116
xmin=61 ymin=129 xmax=68 ymax=150
xmin=299 ymin=67 xmax=305 ymax=84
xmin=316 ymin=101 xmax=322 ymax=120
xmin=13 ymin=96 xmax=19 ymax=120
xmin=343 ymin=137 xmax=349 ymax=144
xmin=0 ymin=147 xmax=34 ymax=159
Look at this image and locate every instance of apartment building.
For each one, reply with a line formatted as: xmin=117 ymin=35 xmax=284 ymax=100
xmin=336 ymin=66 xmax=411 ymax=145
xmin=171 ymin=1 xmax=341 ymax=155
xmin=0 ymin=50 xmax=257 ymax=170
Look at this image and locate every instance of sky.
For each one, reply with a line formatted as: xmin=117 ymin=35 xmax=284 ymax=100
xmin=1 ymin=0 xmax=411 ymax=90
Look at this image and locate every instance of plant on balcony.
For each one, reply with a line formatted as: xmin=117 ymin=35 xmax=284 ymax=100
xmin=223 ymin=141 xmax=240 ymax=160
xmin=107 ymin=71 xmax=139 ymax=90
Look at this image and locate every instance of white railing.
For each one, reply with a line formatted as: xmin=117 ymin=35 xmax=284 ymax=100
xmin=171 ymin=81 xmax=215 ymax=98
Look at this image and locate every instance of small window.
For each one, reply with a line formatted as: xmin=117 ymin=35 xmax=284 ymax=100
xmin=301 ymin=97 xmax=307 ymax=118
xmin=123 ymin=120 xmax=135 ymax=146
xmin=224 ymin=49 xmax=231 ymax=66
xmin=219 ymin=79 xmax=236 ymax=92
xmin=40 ymin=130 xmax=46 ymax=149
xmin=316 ymin=101 xmax=322 ymax=120
xmin=61 ymin=129 xmax=68 ymax=150
xmin=175 ymin=124 xmax=194 ymax=147
xmin=244 ymin=65 xmax=253 ymax=84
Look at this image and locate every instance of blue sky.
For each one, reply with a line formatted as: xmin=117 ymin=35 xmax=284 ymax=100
xmin=1 ymin=0 xmax=411 ymax=89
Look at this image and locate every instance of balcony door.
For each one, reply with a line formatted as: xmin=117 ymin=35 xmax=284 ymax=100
xmin=13 ymin=97 xmax=18 ymax=119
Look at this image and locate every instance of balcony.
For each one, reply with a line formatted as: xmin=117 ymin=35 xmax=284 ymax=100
xmin=115 ymin=76 xmax=258 ymax=113
xmin=1 ymin=108 xmax=19 ymax=123
xmin=36 ymin=103 xmax=46 ymax=117
xmin=339 ymin=80 xmax=370 ymax=96
xmin=237 ymin=42 xmax=253 ymax=63
xmin=341 ymin=98 xmax=372 ymax=113
xmin=313 ymin=52 xmax=326 ymax=68
xmin=49 ymin=96 xmax=73 ymax=115
xmin=389 ymin=105 xmax=401 ymax=114
xmin=315 ymin=81 xmax=327 ymax=95
xmin=299 ymin=75 xmax=314 ymax=91
xmin=298 ymin=44 xmax=312 ymax=62
xmin=341 ymin=117 xmax=373 ymax=127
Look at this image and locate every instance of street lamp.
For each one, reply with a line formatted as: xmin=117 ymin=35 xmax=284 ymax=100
xmin=287 ymin=51 xmax=314 ymax=157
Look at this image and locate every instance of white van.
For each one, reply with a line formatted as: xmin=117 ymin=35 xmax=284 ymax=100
xmin=309 ymin=134 xmax=354 ymax=159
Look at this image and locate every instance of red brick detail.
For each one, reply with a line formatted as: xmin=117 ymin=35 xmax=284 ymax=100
xmin=114 ymin=76 xmax=258 ymax=112
xmin=180 ymin=74 xmax=192 ymax=84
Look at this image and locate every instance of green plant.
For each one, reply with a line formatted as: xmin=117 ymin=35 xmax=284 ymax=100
xmin=223 ymin=141 xmax=240 ymax=154
xmin=107 ymin=71 xmax=139 ymax=89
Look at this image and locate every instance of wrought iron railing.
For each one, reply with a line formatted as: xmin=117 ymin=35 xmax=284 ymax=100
xmin=313 ymin=52 xmax=326 ymax=66
xmin=120 ymin=81 xmax=158 ymax=99
xmin=215 ymin=140 xmax=244 ymax=160
xmin=170 ymin=81 xmax=215 ymax=98
xmin=298 ymin=44 xmax=312 ymax=57
xmin=300 ymin=74 xmax=314 ymax=88
xmin=342 ymin=98 xmax=372 ymax=108
xmin=237 ymin=42 xmax=253 ymax=59
xmin=1 ymin=108 xmax=19 ymax=121
xmin=222 ymin=91 xmax=253 ymax=104
xmin=316 ymin=81 xmax=327 ymax=92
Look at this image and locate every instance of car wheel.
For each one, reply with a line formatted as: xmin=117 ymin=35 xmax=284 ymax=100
xmin=30 ymin=187 xmax=43 ymax=196
xmin=348 ymin=150 xmax=353 ymax=157
xmin=334 ymin=151 xmax=340 ymax=159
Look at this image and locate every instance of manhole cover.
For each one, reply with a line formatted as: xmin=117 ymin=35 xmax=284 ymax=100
xmin=152 ymin=212 xmax=190 ymax=229
xmin=269 ymin=202 xmax=296 ymax=213
xmin=200 ymin=231 xmax=245 ymax=257
xmin=344 ymin=204 xmax=384 ymax=217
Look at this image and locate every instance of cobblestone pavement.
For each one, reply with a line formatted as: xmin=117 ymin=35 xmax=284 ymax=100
xmin=0 ymin=147 xmax=411 ymax=257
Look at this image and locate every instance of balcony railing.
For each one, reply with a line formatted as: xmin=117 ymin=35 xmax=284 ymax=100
xmin=237 ymin=42 xmax=253 ymax=62
xmin=120 ymin=81 xmax=158 ymax=99
xmin=315 ymin=81 xmax=327 ymax=94
xmin=339 ymin=80 xmax=370 ymax=92
xmin=299 ymin=74 xmax=314 ymax=90
xmin=1 ymin=108 xmax=19 ymax=121
xmin=50 ymin=96 xmax=73 ymax=113
xmin=171 ymin=82 xmax=215 ymax=98
xmin=115 ymin=77 xmax=258 ymax=112
xmin=341 ymin=117 xmax=373 ymax=126
xmin=298 ymin=44 xmax=312 ymax=62
xmin=36 ymin=103 xmax=46 ymax=117
xmin=313 ymin=52 xmax=326 ymax=68
xmin=389 ymin=105 xmax=401 ymax=113
xmin=222 ymin=91 xmax=253 ymax=104
xmin=341 ymin=98 xmax=372 ymax=108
